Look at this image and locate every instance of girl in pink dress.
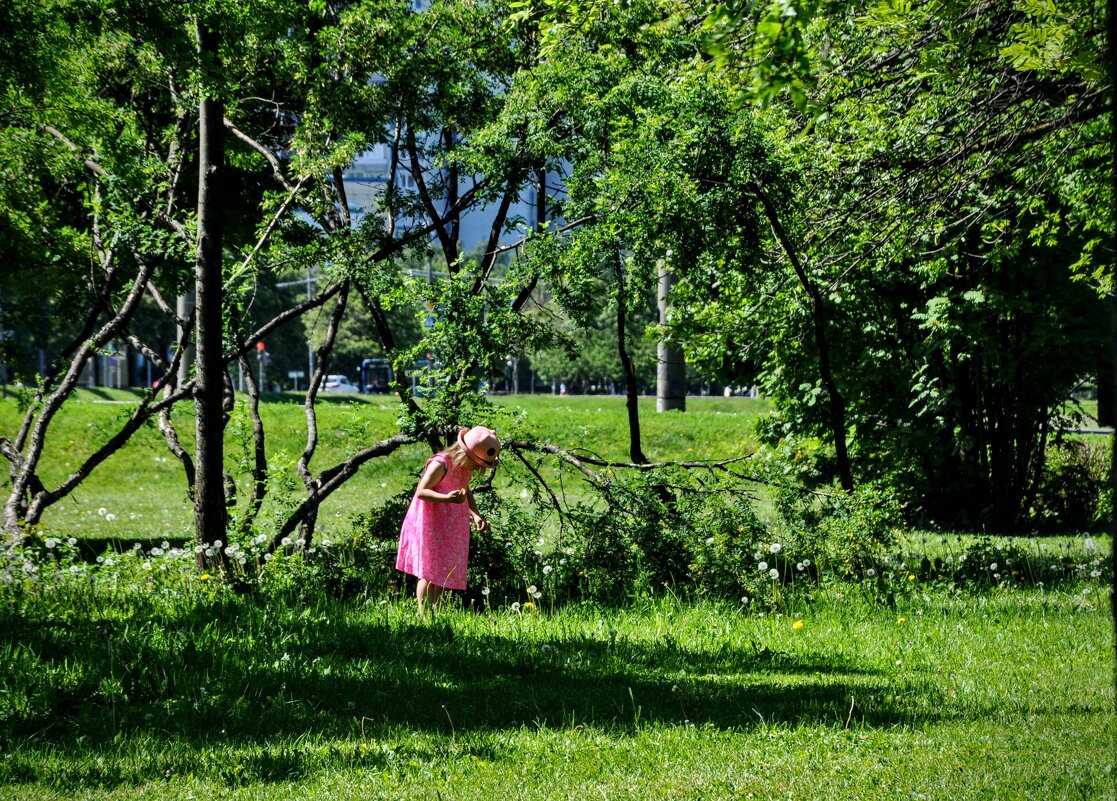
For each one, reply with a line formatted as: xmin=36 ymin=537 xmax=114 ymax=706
xmin=396 ymin=426 xmax=501 ymax=615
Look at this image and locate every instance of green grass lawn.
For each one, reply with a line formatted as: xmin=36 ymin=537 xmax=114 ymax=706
xmin=1 ymin=390 xmax=1113 ymax=800
xmin=0 ymin=577 xmax=1112 ymax=800
xmin=0 ymin=391 xmax=771 ymax=545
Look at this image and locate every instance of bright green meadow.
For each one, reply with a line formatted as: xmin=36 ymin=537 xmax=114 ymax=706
xmin=0 ymin=392 xmax=1114 ymax=800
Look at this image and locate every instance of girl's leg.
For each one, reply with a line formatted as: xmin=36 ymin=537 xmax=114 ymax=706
xmin=416 ymin=579 xmax=445 ymax=616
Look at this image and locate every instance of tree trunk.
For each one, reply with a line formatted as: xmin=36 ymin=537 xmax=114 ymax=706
xmin=750 ymin=179 xmax=855 ymax=493
xmin=614 ymin=256 xmax=646 ymax=464
xmin=656 ymin=262 xmax=686 ymax=413
xmin=193 ymin=19 xmax=227 ymax=563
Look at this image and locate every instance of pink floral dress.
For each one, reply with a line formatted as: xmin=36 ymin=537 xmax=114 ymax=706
xmin=395 ymin=452 xmax=473 ymax=590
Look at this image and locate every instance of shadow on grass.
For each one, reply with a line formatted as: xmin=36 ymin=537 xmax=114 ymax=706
xmin=0 ymin=599 xmax=988 ymax=787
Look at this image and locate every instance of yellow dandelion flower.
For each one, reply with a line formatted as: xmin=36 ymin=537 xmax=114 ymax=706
xmin=200 ymin=573 xmax=211 ymax=581
xmin=908 ymin=574 xmax=916 ymax=581
xmin=792 ymin=620 xmax=804 ymax=631
xmin=522 ymin=601 xmax=535 ymax=611
xmin=897 ymin=616 xmax=906 ymax=624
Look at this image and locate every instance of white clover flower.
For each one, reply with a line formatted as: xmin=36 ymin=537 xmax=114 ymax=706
xmin=758 ymin=561 xmax=768 ymax=571
xmin=769 ymin=543 xmax=782 ymax=554
xmin=543 ymin=565 xmax=553 ymax=575
xmin=769 ymin=568 xmax=779 ymax=580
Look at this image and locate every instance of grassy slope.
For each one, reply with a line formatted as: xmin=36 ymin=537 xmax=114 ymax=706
xmin=0 ymin=391 xmax=770 ymax=544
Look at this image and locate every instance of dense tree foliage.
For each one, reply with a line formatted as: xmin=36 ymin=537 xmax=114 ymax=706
xmin=0 ymin=0 xmax=1109 ymax=554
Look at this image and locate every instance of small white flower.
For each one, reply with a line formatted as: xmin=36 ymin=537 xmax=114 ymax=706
xmin=540 ymin=644 xmax=552 ymax=654
xmin=758 ymin=561 xmax=768 ymax=571
xmin=802 ymin=559 xmax=810 ymax=567
xmin=533 ymin=591 xmax=542 ymax=599
xmin=321 ymin=539 xmax=332 ymax=548
xmin=527 ymin=585 xmax=537 ymax=594
xmin=989 ymin=563 xmax=998 ymax=571
xmin=511 ymin=602 xmax=521 ymax=612
xmin=69 ymin=565 xmax=80 ymax=574
xmin=481 ymin=587 xmax=490 ymax=596
xmin=559 ymin=558 xmax=566 ymax=565
xmin=96 ymin=556 xmax=104 ymax=564
xmin=264 ymin=553 xmax=273 ymax=562
xmin=740 ymin=596 xmax=749 ymax=604
xmin=151 ymin=547 xmax=164 ymax=557
xmin=769 ymin=543 xmax=782 ymax=554
xmin=67 ymin=537 xmax=77 ymax=546
xmin=45 ymin=538 xmax=57 ymax=549
xmin=281 ymin=537 xmax=292 ymax=547
xmin=769 ymin=568 xmax=779 ymax=580
xmin=866 ymin=568 xmax=876 ymax=577
xmin=543 ymin=565 xmax=553 ymax=575
xmin=1091 ymin=570 xmax=1101 ymax=578
xmin=161 ymin=540 xmax=170 ymax=550
xmin=133 ymin=543 xmax=142 ymax=550
xmin=213 ymin=540 xmax=222 ymax=548
xmin=796 ymin=562 xmax=805 ymax=572
xmin=98 ymin=508 xmax=107 ymax=516
xmin=295 ymin=539 xmax=306 ymax=548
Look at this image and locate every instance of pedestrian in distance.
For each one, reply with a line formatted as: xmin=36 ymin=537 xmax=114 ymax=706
xmin=396 ymin=425 xmax=501 ymax=615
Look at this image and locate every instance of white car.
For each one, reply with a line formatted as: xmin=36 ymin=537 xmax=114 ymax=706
xmin=321 ymin=374 xmax=358 ymax=393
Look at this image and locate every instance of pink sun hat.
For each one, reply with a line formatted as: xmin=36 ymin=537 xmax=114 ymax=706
xmin=457 ymin=426 xmax=501 ymax=467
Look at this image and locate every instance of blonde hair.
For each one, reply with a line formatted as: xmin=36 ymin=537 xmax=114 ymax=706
xmin=443 ymin=442 xmax=475 ymax=470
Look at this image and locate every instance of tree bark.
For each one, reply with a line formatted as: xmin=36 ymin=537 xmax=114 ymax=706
xmin=656 ymin=262 xmax=686 ymax=413
xmin=193 ymin=19 xmax=227 ymax=562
